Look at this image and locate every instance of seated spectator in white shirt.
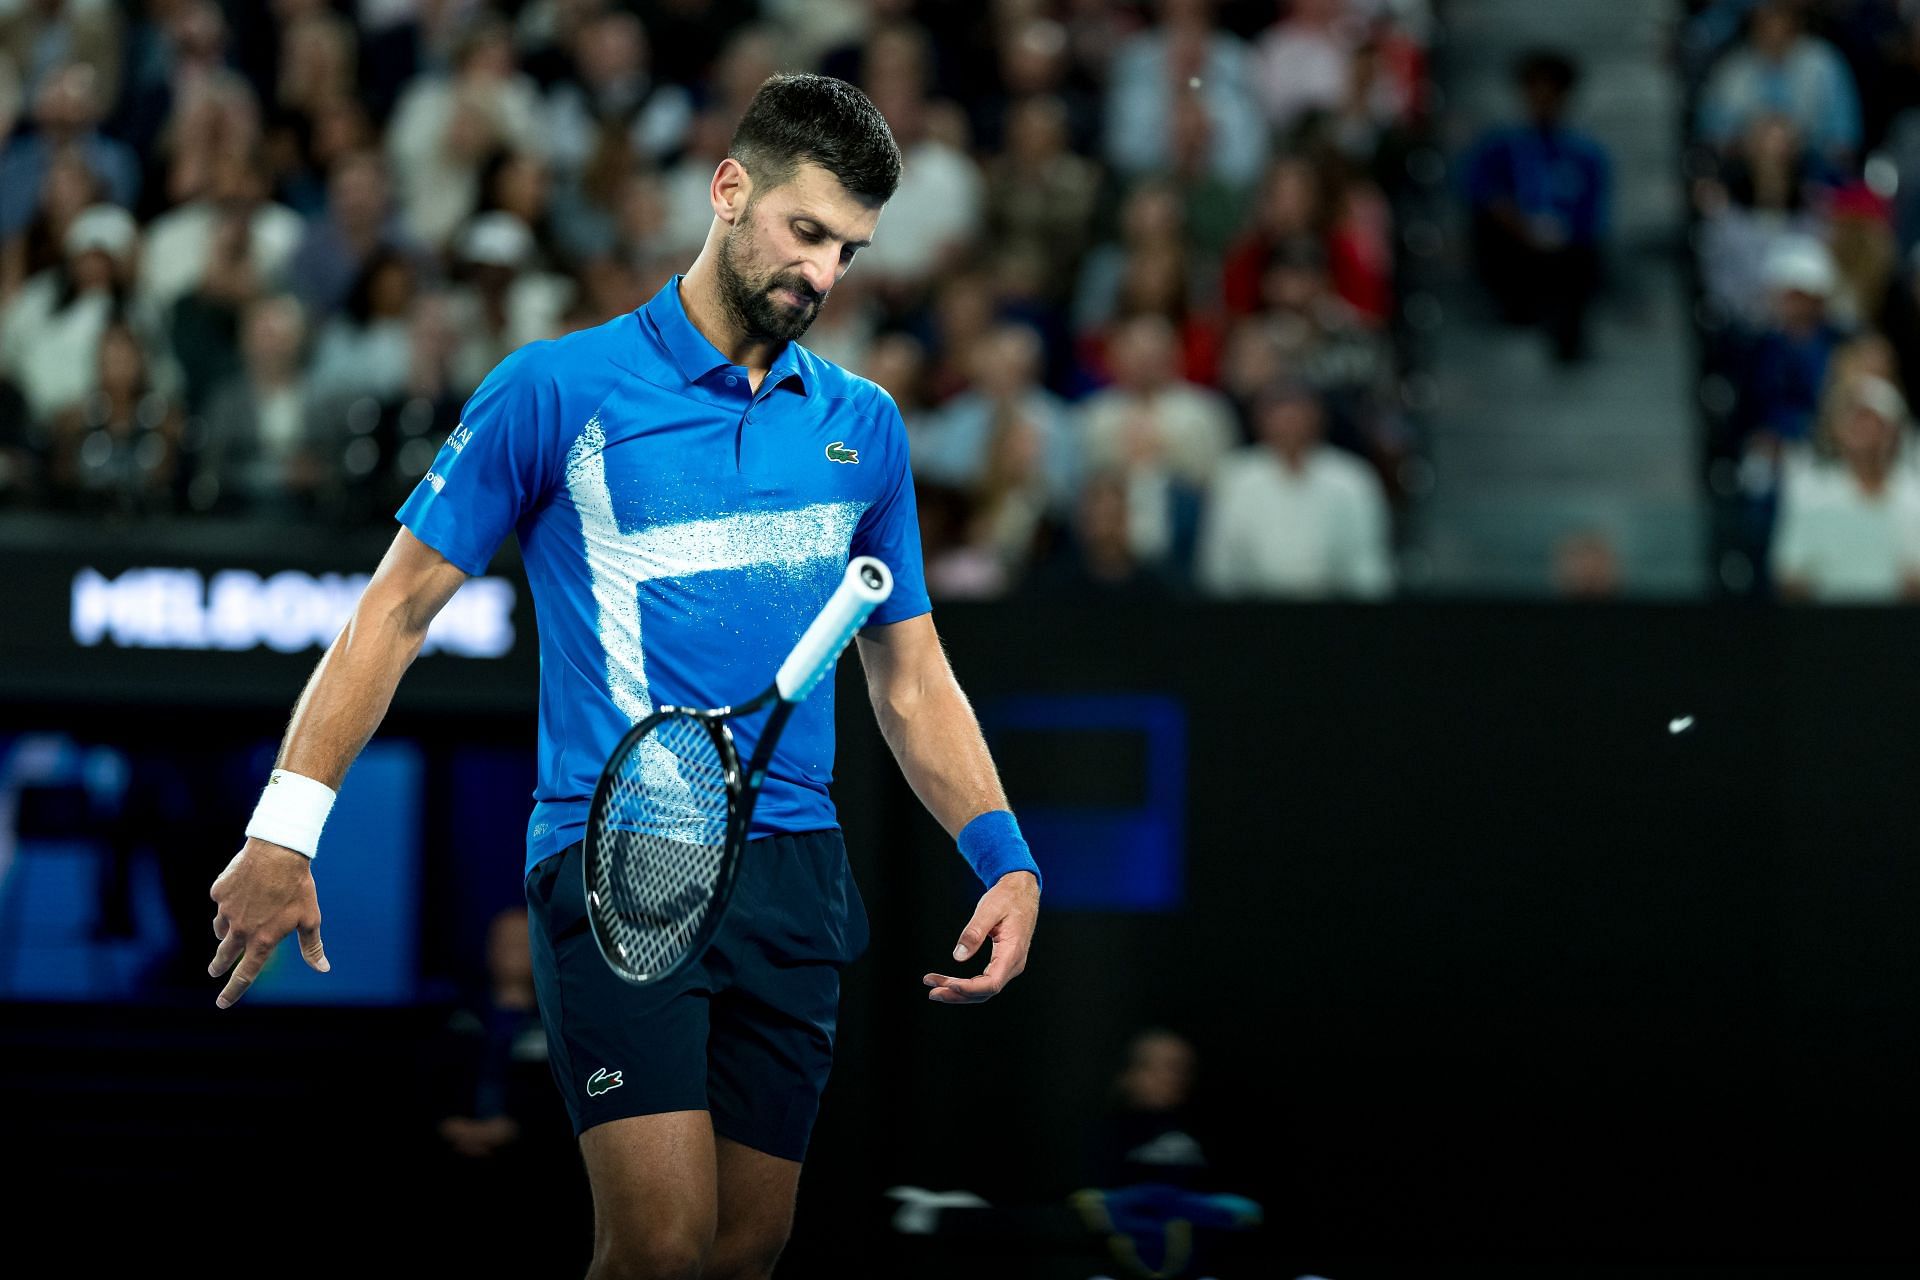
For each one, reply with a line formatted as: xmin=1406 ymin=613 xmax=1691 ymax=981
xmin=1198 ymin=381 xmax=1393 ymax=599
xmin=386 ymin=18 xmax=544 ymax=250
xmin=136 ymin=154 xmax=303 ymax=335
xmin=1773 ymin=373 xmax=1920 ymax=602
xmin=0 ymin=203 xmax=135 ymax=424
xmin=1077 ymin=314 xmax=1236 ymax=492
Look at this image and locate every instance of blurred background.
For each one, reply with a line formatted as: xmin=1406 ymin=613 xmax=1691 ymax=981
xmin=0 ymin=0 xmax=1915 ymax=1276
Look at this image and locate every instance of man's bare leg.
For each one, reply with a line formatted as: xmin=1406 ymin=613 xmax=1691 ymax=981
xmin=580 ymin=1110 xmax=718 ymax=1280
xmin=704 ymin=1136 xmax=801 ymax=1280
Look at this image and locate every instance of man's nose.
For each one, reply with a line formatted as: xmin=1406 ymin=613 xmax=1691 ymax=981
xmin=797 ymin=251 xmax=837 ymax=297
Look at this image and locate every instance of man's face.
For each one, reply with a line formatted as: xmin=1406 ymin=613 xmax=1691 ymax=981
xmin=717 ymin=161 xmax=882 ymax=343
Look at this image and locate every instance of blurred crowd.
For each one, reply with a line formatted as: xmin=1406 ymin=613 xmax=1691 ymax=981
xmin=0 ymin=0 xmax=1434 ymax=601
xmin=1685 ymin=0 xmax=1920 ymax=601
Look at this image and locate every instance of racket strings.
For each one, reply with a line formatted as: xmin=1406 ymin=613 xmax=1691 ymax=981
xmin=591 ymin=713 xmax=732 ymax=977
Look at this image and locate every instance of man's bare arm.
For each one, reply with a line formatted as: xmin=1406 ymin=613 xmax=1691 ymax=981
xmin=207 ymin=529 xmax=468 ymax=1007
xmin=855 ymin=614 xmax=1039 ymax=1004
xmin=855 ymin=613 xmax=1008 ymax=836
xmin=273 ymin=528 xmax=471 ymax=785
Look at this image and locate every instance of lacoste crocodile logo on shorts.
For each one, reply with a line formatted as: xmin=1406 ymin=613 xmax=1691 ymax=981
xmin=825 ymin=441 xmax=858 ymax=464
xmin=586 ymin=1067 xmax=624 ymax=1097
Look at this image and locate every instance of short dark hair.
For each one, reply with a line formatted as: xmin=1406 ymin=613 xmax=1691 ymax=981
xmin=729 ymin=73 xmax=902 ymax=204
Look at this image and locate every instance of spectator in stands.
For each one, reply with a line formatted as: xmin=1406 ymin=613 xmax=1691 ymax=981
xmin=1737 ymin=234 xmax=1848 ymax=460
xmin=113 ymin=0 xmax=231 ymax=161
xmin=1254 ymin=0 xmax=1396 ymax=138
xmin=1 ymin=142 xmax=101 ymax=303
xmin=1105 ymin=0 xmax=1265 ymax=189
xmin=478 ymin=148 xmax=561 ymax=264
xmin=921 ymin=269 xmax=999 ymax=404
xmin=1464 ymin=49 xmax=1609 ymax=363
xmin=47 ymin=320 xmax=180 ymax=515
xmin=1255 ymin=237 xmax=1402 ymax=468
xmin=848 ymin=23 xmax=984 ymax=298
xmin=307 ymin=248 xmax=419 ymax=404
xmin=386 ymin=18 xmax=543 ymax=250
xmin=1552 ymin=529 xmax=1623 ymax=600
xmin=1198 ymin=380 xmax=1393 ymax=599
xmin=1094 ymin=1027 xmax=1208 ymax=1191
xmin=1698 ymin=0 xmax=1862 ymax=163
xmin=1094 ymin=234 xmax=1225 ymax=388
xmin=0 ymin=61 xmax=138 ymax=240
xmin=1027 ymin=470 xmax=1181 ymax=601
xmin=155 ymin=68 xmax=265 ymax=216
xmin=986 ymin=94 xmax=1101 ymax=308
xmin=265 ymin=5 xmax=362 ymax=215
xmin=193 ymin=294 xmax=325 ymax=515
xmin=1694 ymin=113 xmax=1827 ymax=326
xmin=137 ymin=150 xmax=303 ymax=339
xmin=1224 ymin=152 xmax=1394 ymax=329
xmin=542 ymin=9 xmax=691 ymax=180
xmin=1074 ymin=180 xmax=1206 ymax=341
xmin=1078 ymin=313 xmax=1236 ymax=493
xmin=552 ymin=156 xmax=674 ymax=271
xmin=1825 ymin=181 xmax=1897 ymax=331
xmin=1773 ymin=371 xmax=1920 ymax=600
xmin=445 ymin=211 xmax=572 ymax=393
xmin=972 ymin=15 xmax=1100 ymax=158
xmin=861 ymin=330 xmax=941 ymax=461
xmin=964 ymin=405 xmax=1059 ymax=583
xmin=435 ymin=907 xmax=550 ymax=1164
xmin=0 ymin=0 xmax=122 ymax=109
xmin=287 ymin=150 xmax=411 ymax=321
xmin=0 ymin=202 xmax=135 ymax=425
xmin=922 ymin=323 xmax=1077 ymax=510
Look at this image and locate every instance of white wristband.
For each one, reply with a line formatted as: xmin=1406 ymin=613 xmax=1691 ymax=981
xmin=244 ymin=770 xmax=337 ymax=860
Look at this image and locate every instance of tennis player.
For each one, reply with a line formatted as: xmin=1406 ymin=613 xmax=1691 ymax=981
xmin=207 ymin=74 xmax=1042 ymax=1279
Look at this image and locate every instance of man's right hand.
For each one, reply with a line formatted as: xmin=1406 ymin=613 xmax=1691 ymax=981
xmin=208 ymin=838 xmax=329 ymax=1008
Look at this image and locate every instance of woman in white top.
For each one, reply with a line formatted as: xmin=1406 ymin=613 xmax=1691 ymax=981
xmin=1773 ymin=372 xmax=1920 ymax=602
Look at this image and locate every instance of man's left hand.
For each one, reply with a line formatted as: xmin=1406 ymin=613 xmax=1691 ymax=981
xmin=923 ymin=871 xmax=1039 ymax=1005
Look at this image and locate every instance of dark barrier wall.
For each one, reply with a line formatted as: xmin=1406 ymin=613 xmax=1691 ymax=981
xmin=3 ymin=532 xmax=1915 ymax=1268
xmin=834 ymin=602 xmax=1919 ymax=1265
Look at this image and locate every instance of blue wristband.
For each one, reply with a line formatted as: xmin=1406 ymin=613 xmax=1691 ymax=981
xmin=955 ymin=810 xmax=1041 ymax=893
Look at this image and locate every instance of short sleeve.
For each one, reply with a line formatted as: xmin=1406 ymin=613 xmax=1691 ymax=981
xmin=851 ymin=395 xmax=932 ymax=626
xmin=396 ymin=343 xmax=562 ymax=575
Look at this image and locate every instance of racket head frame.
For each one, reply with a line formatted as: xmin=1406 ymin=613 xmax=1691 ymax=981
xmin=583 ymin=703 xmax=750 ymax=987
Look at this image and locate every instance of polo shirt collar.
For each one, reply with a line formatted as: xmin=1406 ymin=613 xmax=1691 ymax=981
xmin=642 ymin=274 xmax=811 ymax=397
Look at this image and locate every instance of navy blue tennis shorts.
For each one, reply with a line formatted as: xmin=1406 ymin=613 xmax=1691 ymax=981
xmin=524 ymin=829 xmax=869 ymax=1161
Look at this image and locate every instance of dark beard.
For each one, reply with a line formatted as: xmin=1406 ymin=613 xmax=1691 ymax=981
xmin=716 ymin=224 xmax=824 ymax=342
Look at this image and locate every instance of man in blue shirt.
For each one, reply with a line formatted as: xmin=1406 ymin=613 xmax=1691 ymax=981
xmin=206 ymin=74 xmax=1042 ymax=1280
xmin=1464 ymin=49 xmax=1611 ymax=363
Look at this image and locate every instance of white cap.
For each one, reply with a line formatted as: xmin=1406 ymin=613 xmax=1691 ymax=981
xmin=1763 ymin=235 xmax=1836 ymax=298
xmin=1849 ymin=373 xmax=1908 ymax=425
xmin=459 ymin=212 xmax=533 ymax=269
xmin=64 ymin=203 xmax=138 ymax=264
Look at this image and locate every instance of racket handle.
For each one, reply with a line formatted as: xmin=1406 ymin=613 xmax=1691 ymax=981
xmin=776 ymin=557 xmax=894 ymax=702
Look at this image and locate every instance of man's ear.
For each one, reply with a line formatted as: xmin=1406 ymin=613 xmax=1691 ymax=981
xmin=711 ymin=157 xmax=752 ymax=226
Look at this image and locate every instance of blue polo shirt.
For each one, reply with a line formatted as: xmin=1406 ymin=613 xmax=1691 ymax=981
xmin=397 ymin=276 xmax=931 ymax=876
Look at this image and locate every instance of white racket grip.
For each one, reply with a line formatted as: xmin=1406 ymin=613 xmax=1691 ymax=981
xmin=775 ymin=557 xmax=893 ymax=702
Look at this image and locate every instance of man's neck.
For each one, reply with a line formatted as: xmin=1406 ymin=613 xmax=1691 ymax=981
xmin=678 ymin=255 xmax=784 ymax=376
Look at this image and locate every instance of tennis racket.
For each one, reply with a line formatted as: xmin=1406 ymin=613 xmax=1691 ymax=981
xmin=583 ymin=556 xmax=894 ymax=985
